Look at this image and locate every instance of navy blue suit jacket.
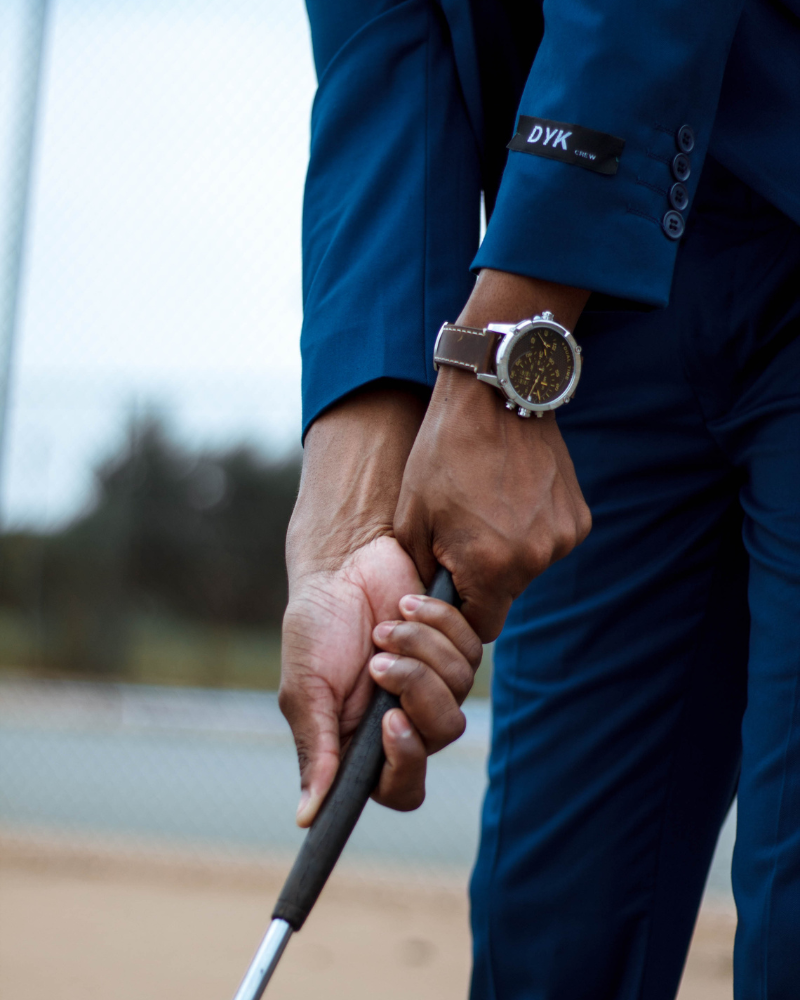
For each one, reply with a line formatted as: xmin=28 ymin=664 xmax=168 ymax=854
xmin=300 ymin=0 xmax=800 ymax=434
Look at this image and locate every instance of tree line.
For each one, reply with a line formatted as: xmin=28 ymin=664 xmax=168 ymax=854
xmin=0 ymin=416 xmax=301 ymax=674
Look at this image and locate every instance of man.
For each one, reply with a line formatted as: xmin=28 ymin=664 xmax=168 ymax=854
xmin=279 ymin=2 xmax=800 ymax=997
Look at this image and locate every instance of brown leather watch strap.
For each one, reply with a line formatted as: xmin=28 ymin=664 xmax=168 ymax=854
xmin=433 ymin=323 xmax=500 ymax=375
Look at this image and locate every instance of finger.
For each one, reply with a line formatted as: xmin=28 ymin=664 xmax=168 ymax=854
xmin=373 ymin=618 xmax=475 ymax=703
xmin=369 ymin=652 xmax=467 ymax=752
xmin=278 ymin=675 xmax=342 ymax=829
xmin=372 ymin=708 xmax=428 ymax=811
xmin=397 ymin=594 xmax=483 ymax=670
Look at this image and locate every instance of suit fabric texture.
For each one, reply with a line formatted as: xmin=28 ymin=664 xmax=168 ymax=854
xmin=300 ymin=2 xmax=800 ymax=997
xmin=470 ymin=157 xmax=800 ymax=1000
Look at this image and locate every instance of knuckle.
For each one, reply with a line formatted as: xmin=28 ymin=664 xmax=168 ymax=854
xmin=474 ymin=543 xmax=509 ymax=590
xmin=403 ymin=658 xmax=429 ymax=692
xmin=464 ymin=635 xmax=484 ymax=670
xmin=389 ymin=620 xmax=418 ymax=653
xmin=277 ymin=681 xmax=297 ymax=719
xmin=522 ymin=537 xmax=550 ymax=577
xmin=555 ymin=503 xmax=591 ymax=559
xmin=431 ymin=605 xmax=482 ymax=668
xmin=577 ymin=503 xmax=592 ymax=543
xmin=553 ymin=525 xmax=576 ymax=562
xmin=449 ymin=658 xmax=475 ymax=701
xmin=290 ymin=727 xmax=314 ymax=776
xmin=450 ymin=708 xmax=467 ymax=741
xmin=295 ymin=744 xmax=311 ymax=778
xmin=389 ymin=656 xmax=427 ymax=696
xmin=432 ymin=707 xmax=467 ymax=749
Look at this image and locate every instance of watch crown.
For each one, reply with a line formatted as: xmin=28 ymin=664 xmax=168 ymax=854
xmin=505 ymin=400 xmax=516 ymax=411
xmin=518 ymin=407 xmax=532 ymax=419
xmin=541 ymin=311 xmax=555 ymax=322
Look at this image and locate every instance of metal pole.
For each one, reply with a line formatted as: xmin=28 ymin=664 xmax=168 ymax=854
xmin=0 ymin=0 xmax=51 ymax=523
xmin=232 ymin=918 xmax=293 ymax=1000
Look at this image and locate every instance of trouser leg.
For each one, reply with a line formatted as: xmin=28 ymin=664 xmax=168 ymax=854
xmin=731 ymin=373 xmax=800 ymax=998
xmin=469 ymin=298 xmax=748 ymax=1000
xmin=663 ymin=159 xmax=800 ymax=998
xmin=470 ymin=157 xmax=800 ymax=1000
xmin=693 ymin=225 xmax=800 ymax=1000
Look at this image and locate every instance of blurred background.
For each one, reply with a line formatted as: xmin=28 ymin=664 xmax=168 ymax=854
xmin=0 ymin=2 xmax=735 ymax=998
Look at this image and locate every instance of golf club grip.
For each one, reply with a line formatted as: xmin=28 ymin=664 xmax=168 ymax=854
xmin=272 ymin=565 xmax=460 ymax=930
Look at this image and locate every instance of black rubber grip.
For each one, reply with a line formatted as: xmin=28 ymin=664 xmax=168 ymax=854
xmin=272 ymin=565 xmax=460 ymax=930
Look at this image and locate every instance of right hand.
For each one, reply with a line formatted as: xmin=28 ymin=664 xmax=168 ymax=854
xmin=282 ymin=533 xmax=427 ymax=823
xmin=280 ymin=387 xmax=431 ymax=827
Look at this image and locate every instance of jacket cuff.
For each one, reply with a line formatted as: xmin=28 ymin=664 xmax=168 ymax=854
xmin=300 ymin=334 xmax=433 ymax=440
xmin=473 ymin=130 xmax=687 ymax=308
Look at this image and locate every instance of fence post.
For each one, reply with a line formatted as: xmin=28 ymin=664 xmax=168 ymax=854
xmin=0 ymin=0 xmax=51 ymax=525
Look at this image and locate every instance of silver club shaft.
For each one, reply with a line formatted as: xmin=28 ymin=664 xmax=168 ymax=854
xmin=232 ymin=918 xmax=293 ymax=1000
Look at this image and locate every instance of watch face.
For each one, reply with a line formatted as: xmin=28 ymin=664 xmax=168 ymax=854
xmin=507 ymin=325 xmax=575 ymax=405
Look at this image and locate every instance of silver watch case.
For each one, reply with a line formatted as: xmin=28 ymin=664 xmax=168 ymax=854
xmin=477 ymin=312 xmax=582 ymax=416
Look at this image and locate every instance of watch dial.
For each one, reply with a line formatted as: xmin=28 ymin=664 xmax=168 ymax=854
xmin=507 ymin=326 xmax=574 ymax=405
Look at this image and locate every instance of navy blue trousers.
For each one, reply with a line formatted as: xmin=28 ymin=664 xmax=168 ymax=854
xmin=470 ymin=159 xmax=800 ymax=1000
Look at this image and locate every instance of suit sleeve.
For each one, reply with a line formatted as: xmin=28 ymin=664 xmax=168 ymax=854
xmin=300 ymin=0 xmax=481 ymax=436
xmin=473 ymin=0 xmax=746 ymax=307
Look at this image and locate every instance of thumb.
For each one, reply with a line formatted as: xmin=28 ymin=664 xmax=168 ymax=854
xmin=279 ymin=678 xmax=341 ymax=828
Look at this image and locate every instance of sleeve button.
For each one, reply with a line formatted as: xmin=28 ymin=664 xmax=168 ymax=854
xmin=672 ymin=152 xmax=691 ymax=182
xmin=662 ymin=210 xmax=685 ymax=240
xmin=669 ymin=182 xmax=689 ymax=211
xmin=677 ymin=125 xmax=696 ymax=153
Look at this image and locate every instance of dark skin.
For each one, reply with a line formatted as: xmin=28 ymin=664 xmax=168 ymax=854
xmin=280 ymin=270 xmax=591 ymax=826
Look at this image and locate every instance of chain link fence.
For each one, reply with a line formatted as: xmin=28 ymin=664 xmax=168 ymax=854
xmin=2 ymin=0 xmax=313 ymax=528
xmin=0 ymin=0 xmax=494 ymax=895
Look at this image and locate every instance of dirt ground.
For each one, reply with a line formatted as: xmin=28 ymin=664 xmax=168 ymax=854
xmin=0 ymin=839 xmax=734 ymax=1000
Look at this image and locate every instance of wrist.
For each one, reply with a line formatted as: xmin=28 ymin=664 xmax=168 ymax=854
xmin=430 ymin=363 xmax=556 ymax=435
xmin=458 ymin=269 xmax=589 ymax=332
xmin=432 ymin=271 xmax=587 ymax=423
xmin=287 ymin=386 xmax=427 ymax=576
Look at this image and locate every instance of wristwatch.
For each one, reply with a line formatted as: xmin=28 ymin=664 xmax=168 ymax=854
xmin=433 ymin=311 xmax=582 ymax=418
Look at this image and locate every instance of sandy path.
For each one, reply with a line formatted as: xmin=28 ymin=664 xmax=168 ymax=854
xmin=0 ymin=841 xmax=734 ymax=1000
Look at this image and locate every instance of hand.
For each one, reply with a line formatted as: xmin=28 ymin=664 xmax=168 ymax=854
xmin=367 ymin=592 xmax=483 ymax=809
xmin=280 ymin=387 xmax=428 ymax=827
xmin=393 ymin=270 xmax=592 ymax=641
xmin=282 ymin=535 xmax=424 ymax=823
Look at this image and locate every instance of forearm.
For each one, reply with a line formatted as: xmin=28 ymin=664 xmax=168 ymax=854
xmin=287 ymin=387 xmax=428 ymax=578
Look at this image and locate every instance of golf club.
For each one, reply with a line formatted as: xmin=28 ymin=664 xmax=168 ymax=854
xmin=231 ymin=564 xmax=460 ymax=1000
